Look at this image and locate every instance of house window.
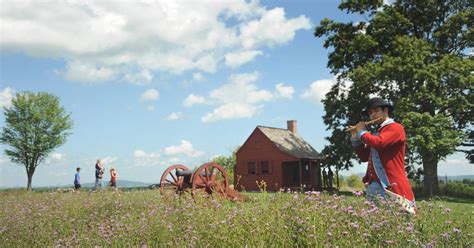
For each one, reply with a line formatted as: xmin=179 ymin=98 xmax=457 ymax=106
xmin=260 ymin=161 xmax=270 ymax=174
xmin=248 ymin=162 xmax=256 ymax=174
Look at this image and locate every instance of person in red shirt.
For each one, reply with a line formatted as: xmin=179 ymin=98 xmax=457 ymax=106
xmin=350 ymin=98 xmax=415 ymax=213
xmin=109 ymin=167 xmax=117 ymax=189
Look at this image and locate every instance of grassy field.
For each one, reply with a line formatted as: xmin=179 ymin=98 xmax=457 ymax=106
xmin=0 ymin=189 xmax=472 ymax=247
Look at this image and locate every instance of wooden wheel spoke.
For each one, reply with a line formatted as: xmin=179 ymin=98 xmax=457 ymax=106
xmin=165 ymin=179 xmax=178 ymax=186
xmin=199 ymin=174 xmax=206 ymax=183
xmin=160 ymin=165 xmax=190 ymax=195
xmin=169 ymin=172 xmax=178 ymax=183
xmin=209 ymin=167 xmax=215 ymax=178
xmin=205 ymin=167 xmax=210 ymax=181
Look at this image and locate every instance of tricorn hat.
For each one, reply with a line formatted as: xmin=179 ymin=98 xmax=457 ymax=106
xmin=363 ymin=97 xmax=393 ymax=115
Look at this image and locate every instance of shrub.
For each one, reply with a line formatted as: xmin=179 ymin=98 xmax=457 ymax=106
xmin=346 ymin=174 xmax=364 ymax=189
xmin=440 ymin=182 xmax=474 ymax=199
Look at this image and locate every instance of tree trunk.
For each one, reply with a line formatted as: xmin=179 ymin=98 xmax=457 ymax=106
xmin=422 ymin=153 xmax=439 ymax=197
xmin=26 ymin=167 xmax=35 ymax=191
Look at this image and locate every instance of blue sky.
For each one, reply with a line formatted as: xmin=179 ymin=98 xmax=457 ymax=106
xmin=0 ymin=0 xmax=471 ymax=188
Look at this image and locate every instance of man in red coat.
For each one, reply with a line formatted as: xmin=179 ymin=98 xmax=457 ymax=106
xmin=350 ymin=98 xmax=415 ymax=213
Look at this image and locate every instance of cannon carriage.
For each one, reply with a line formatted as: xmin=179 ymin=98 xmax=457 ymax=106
xmin=159 ymin=162 xmax=244 ymax=201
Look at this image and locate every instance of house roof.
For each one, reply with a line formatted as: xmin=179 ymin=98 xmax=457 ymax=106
xmin=257 ymin=126 xmax=321 ymax=160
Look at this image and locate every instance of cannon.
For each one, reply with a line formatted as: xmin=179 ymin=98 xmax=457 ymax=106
xmin=159 ymin=162 xmax=245 ymax=201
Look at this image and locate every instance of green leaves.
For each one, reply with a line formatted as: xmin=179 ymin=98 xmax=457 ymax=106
xmin=0 ymin=92 xmax=73 ymax=189
xmin=402 ymin=112 xmax=464 ymax=160
xmin=315 ymin=0 xmax=473 ymax=189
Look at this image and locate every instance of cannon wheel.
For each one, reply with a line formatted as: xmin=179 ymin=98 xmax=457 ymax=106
xmin=160 ymin=164 xmax=190 ymax=195
xmin=191 ymin=162 xmax=229 ymax=196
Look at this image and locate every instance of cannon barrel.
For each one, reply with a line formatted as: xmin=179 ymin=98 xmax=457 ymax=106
xmin=176 ymin=170 xmax=193 ymax=177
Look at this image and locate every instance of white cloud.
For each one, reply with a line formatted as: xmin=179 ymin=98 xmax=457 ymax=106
xmin=224 ymin=50 xmax=263 ymax=67
xmin=164 ymin=140 xmax=204 ymax=158
xmin=301 ymin=78 xmax=336 ymax=104
xmin=100 ymin=157 xmax=118 ymax=166
xmin=134 ymin=149 xmax=160 ymax=159
xmin=192 ymin=72 xmax=204 ymax=81
xmin=239 ymin=7 xmax=311 ymax=49
xmin=0 ymin=155 xmax=11 ymax=167
xmin=183 ymin=94 xmax=206 ymax=107
xmin=209 ymin=72 xmax=273 ymax=104
xmin=201 ymin=103 xmax=261 ymax=123
xmin=124 ymin=69 xmax=153 ymax=85
xmin=168 ymin=157 xmax=181 ymax=164
xmin=146 ymin=105 xmax=155 ymax=111
xmin=42 ymin=152 xmax=68 ymax=167
xmin=166 ymin=112 xmax=183 ymax=120
xmin=50 ymin=152 xmax=64 ymax=161
xmin=0 ymin=87 xmax=15 ymax=109
xmin=140 ymin=88 xmax=160 ymax=101
xmin=200 ymin=72 xmax=284 ymax=123
xmin=302 ymin=77 xmax=353 ymax=104
xmin=61 ymin=61 xmax=117 ymax=82
xmin=0 ymin=1 xmax=311 ymax=82
xmin=438 ymin=155 xmax=474 ymax=176
xmin=133 ymin=149 xmax=161 ymax=167
xmin=275 ymin=83 xmax=294 ymax=99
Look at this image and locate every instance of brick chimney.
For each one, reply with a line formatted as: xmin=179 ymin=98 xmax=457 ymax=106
xmin=287 ymin=120 xmax=297 ymax=134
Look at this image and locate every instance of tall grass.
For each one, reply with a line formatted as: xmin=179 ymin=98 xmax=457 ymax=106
xmin=0 ymin=189 xmax=472 ymax=247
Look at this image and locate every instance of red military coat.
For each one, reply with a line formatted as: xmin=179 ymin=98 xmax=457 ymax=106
xmin=353 ymin=121 xmax=415 ymax=201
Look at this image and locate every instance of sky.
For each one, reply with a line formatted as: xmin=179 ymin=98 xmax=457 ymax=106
xmin=0 ymin=0 xmax=472 ymax=188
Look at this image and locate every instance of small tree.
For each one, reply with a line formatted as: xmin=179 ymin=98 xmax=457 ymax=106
xmin=212 ymin=146 xmax=240 ymax=185
xmin=346 ymin=174 xmax=364 ymax=189
xmin=1 ymin=92 xmax=73 ymax=190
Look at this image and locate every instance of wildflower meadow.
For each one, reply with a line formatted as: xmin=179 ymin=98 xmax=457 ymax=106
xmin=0 ymin=189 xmax=472 ymax=247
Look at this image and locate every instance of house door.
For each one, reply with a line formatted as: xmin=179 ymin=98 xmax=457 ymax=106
xmin=282 ymin=161 xmax=299 ymax=188
xmin=302 ymin=163 xmax=311 ymax=185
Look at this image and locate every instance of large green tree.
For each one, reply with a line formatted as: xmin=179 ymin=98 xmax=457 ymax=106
xmin=1 ymin=92 xmax=73 ymax=190
xmin=315 ymin=0 xmax=473 ymax=196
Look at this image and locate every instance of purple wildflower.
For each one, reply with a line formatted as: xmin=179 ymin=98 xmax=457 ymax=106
xmin=352 ymin=190 xmax=364 ymax=197
xmin=424 ymin=241 xmax=435 ymax=248
xmin=350 ymin=222 xmax=359 ymax=229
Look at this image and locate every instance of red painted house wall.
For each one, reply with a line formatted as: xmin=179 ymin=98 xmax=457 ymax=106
xmin=235 ymin=128 xmax=298 ymax=191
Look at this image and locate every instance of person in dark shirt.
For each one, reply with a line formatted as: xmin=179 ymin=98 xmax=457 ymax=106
xmin=93 ymin=159 xmax=104 ymax=191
